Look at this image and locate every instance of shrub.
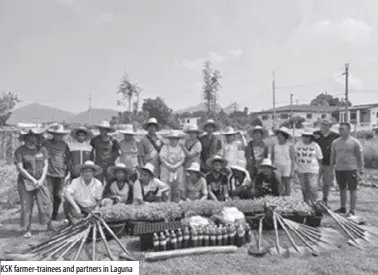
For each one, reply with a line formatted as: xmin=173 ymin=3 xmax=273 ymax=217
xmin=354 ymin=130 xmax=375 ymax=140
xmin=361 ymin=139 xmax=378 ymax=168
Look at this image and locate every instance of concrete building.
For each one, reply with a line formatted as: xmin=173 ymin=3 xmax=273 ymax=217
xmin=179 ymin=117 xmax=201 ymax=127
xmin=254 ymin=104 xmax=339 ymax=130
xmin=339 ymin=103 xmax=378 ymax=131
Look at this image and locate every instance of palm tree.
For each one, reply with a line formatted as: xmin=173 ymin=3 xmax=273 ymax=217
xmin=117 ymin=74 xmax=141 ymax=112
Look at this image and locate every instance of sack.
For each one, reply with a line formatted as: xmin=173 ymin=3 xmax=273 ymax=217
xmin=181 ymin=215 xmax=215 ymax=228
xmin=211 ymin=207 xmax=245 ymax=225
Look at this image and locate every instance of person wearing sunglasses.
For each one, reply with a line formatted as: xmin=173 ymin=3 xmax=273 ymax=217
xmin=330 ymin=122 xmax=364 ymax=217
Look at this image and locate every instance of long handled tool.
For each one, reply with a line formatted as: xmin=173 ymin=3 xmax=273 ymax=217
xmin=72 ymin=225 xmax=92 ymax=261
xmin=96 ymin=220 xmax=117 ymax=261
xmin=269 ymin=211 xmax=288 ymax=256
xmin=248 ymin=217 xmax=269 ymax=257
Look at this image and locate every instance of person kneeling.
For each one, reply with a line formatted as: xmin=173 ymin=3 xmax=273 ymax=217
xmin=253 ymin=159 xmax=282 ymax=198
xmin=205 ymin=156 xmax=230 ymax=201
xmin=63 ymin=161 xmax=104 ymax=225
xmin=226 ymin=160 xmax=253 ymax=199
xmin=184 ymin=162 xmax=208 ymax=201
xmin=133 ymin=163 xmax=170 ymax=204
xmin=101 ymin=163 xmax=133 ymax=207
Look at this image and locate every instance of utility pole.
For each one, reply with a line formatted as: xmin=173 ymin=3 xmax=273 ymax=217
xmin=88 ymin=94 xmax=92 ymax=125
xmin=290 ymin=93 xmax=294 ymax=136
xmin=272 ymin=71 xmax=276 ymax=130
xmin=344 ymin=63 xmax=349 ymax=123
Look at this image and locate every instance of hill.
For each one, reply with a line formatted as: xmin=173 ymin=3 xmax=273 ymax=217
xmin=175 ymin=102 xmax=239 ymax=114
xmin=8 ymin=103 xmax=74 ymax=124
xmin=67 ymin=108 xmax=117 ymax=124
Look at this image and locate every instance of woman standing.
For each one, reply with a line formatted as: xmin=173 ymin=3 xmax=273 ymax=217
xmin=159 ymin=131 xmax=186 ymax=202
xmin=182 ymin=124 xmax=202 ymax=168
xmin=14 ymin=128 xmax=52 ymax=237
xmin=271 ymin=127 xmax=296 ymax=196
xmin=294 ymin=129 xmax=323 ymax=204
xmin=222 ymin=126 xmax=246 ymax=166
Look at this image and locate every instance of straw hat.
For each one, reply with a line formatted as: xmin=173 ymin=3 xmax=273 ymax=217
xmin=203 ymin=119 xmax=217 ymax=130
xmin=143 ymin=117 xmax=160 ymax=131
xmin=302 ymin=128 xmax=315 ymax=137
xmin=119 ymin=124 xmax=136 ymax=135
xmin=107 ymin=163 xmax=133 ymax=178
xmin=206 ymin=155 xmax=228 ymax=168
xmin=248 ymin=125 xmax=269 ymax=139
xmin=185 ymin=162 xmax=205 ymax=177
xmin=260 ymin=159 xmax=277 ymax=170
xmin=139 ymin=163 xmax=156 ymax=177
xmin=274 ymin=127 xmax=292 ymax=138
xmin=222 ymin=126 xmax=238 ymax=136
xmin=19 ymin=128 xmax=45 ymax=141
xmin=70 ymin=126 xmax=92 ymax=141
xmin=80 ymin=161 xmax=103 ymax=176
xmin=183 ymin=124 xmax=203 ymax=135
xmin=96 ymin=121 xmax=116 ymax=132
xmin=229 ymin=159 xmax=248 ymax=173
xmin=166 ymin=130 xmax=185 ymax=139
xmin=47 ymin=124 xmax=69 ymax=135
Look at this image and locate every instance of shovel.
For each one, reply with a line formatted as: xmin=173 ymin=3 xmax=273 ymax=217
xmin=248 ymin=217 xmax=269 ymax=257
xmin=269 ymin=211 xmax=288 ymax=257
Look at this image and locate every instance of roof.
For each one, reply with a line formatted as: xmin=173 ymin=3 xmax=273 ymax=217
xmin=254 ymin=104 xmax=340 ymax=115
xmin=339 ymin=103 xmax=378 ymax=111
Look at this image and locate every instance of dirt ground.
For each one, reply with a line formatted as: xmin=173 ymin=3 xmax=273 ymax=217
xmin=1 ymin=165 xmax=378 ymax=275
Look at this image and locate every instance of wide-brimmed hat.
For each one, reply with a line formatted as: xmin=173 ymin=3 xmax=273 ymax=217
xmin=183 ymin=124 xmax=203 ymax=135
xmin=185 ymin=162 xmax=205 ymax=177
xmin=222 ymin=126 xmax=238 ymax=136
xmin=229 ymin=159 xmax=248 ymax=173
xmin=70 ymin=126 xmax=92 ymax=141
xmin=203 ymin=119 xmax=217 ymax=130
xmin=138 ymin=163 xmax=155 ymax=177
xmin=143 ymin=117 xmax=160 ymax=131
xmin=96 ymin=121 xmax=116 ymax=132
xmin=274 ymin=127 xmax=292 ymax=138
xmin=166 ymin=130 xmax=185 ymax=139
xmin=248 ymin=125 xmax=269 ymax=139
xmin=80 ymin=160 xmax=103 ymax=175
xmin=19 ymin=128 xmax=45 ymax=141
xmin=107 ymin=163 xmax=133 ymax=178
xmin=206 ymin=155 xmax=228 ymax=168
xmin=119 ymin=124 xmax=136 ymax=135
xmin=302 ymin=128 xmax=315 ymax=137
xmin=260 ymin=159 xmax=277 ymax=170
xmin=47 ymin=124 xmax=69 ymax=135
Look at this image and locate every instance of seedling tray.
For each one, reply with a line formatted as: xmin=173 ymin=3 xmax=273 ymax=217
xmin=128 ymin=220 xmax=183 ymax=236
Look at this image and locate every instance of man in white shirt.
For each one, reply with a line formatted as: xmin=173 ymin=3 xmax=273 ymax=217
xmin=63 ymin=161 xmax=104 ymax=225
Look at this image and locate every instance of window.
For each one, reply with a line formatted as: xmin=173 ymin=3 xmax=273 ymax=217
xmin=321 ymin=114 xmax=327 ymax=119
xmin=306 ymin=113 xmax=313 ymax=119
xmin=280 ymin=113 xmax=289 ymax=119
xmin=261 ymin=115 xmax=269 ymax=120
xmin=350 ymin=112 xmax=357 ymax=120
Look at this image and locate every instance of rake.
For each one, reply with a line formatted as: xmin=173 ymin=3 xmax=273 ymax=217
xmin=269 ymin=210 xmax=288 ymax=257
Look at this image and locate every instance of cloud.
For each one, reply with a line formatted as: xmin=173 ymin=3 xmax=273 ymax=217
xmin=55 ymin=0 xmax=76 ymax=5
xmin=177 ymin=49 xmax=243 ymax=71
xmin=95 ymin=12 xmax=115 ymax=25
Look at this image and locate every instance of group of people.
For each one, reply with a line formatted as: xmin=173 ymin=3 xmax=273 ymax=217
xmin=13 ymin=116 xmax=364 ymax=237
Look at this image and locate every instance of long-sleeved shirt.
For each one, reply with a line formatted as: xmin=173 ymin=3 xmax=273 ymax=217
xmin=330 ymin=136 xmax=364 ymax=171
xmin=44 ymin=139 xmax=70 ymax=178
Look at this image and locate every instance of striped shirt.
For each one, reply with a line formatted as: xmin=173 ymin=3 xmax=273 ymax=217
xmin=44 ymin=139 xmax=70 ymax=178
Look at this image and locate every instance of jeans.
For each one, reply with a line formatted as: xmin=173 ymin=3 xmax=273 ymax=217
xmin=297 ymin=173 xmax=319 ymax=204
xmin=46 ymin=176 xmax=65 ymax=220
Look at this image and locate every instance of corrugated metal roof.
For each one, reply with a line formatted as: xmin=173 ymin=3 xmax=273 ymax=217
xmin=340 ymin=103 xmax=378 ymax=111
xmin=254 ymin=104 xmax=340 ymax=114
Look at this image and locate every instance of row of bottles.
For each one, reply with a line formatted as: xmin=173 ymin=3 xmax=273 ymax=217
xmin=152 ymin=223 xmax=252 ymax=252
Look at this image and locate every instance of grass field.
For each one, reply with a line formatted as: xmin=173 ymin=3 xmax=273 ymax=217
xmin=1 ymin=163 xmax=378 ymax=275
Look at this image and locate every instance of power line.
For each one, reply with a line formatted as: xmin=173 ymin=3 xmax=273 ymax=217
xmin=276 ymin=74 xmax=343 ymax=89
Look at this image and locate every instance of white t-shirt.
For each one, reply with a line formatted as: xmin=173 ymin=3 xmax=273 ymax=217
xmin=294 ymin=141 xmax=323 ymax=174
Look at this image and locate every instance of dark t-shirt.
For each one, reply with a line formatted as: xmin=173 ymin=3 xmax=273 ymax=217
xmin=254 ymin=171 xmax=281 ymax=197
xmin=199 ymin=134 xmax=222 ymax=171
xmin=15 ymin=145 xmax=49 ymax=181
xmin=205 ymin=172 xmax=228 ymax=199
xmin=90 ymin=135 xmax=120 ymax=169
xmin=314 ymin=131 xmax=339 ymax=165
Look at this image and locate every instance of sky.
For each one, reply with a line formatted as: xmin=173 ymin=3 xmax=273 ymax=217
xmin=1 ymin=0 xmax=378 ymax=114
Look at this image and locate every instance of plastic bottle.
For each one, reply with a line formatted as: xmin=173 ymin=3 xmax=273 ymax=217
xmin=183 ymin=227 xmax=190 ymax=248
xmin=230 ymin=224 xmax=236 ymax=245
xmin=165 ymin=230 xmax=171 ymax=250
xmin=245 ymin=224 xmax=252 ymax=243
xmin=227 ymin=225 xmax=233 ymax=245
xmin=176 ymin=228 xmax=183 ymax=249
xmin=191 ymin=228 xmax=198 ymax=248
xmin=153 ymin=233 xmax=160 ymax=252
xmin=216 ymin=226 xmax=223 ymax=246
xmin=236 ymin=224 xmax=246 ymax=247
xmin=159 ymin=232 xmax=167 ymax=251
xmin=203 ymin=227 xmax=210 ymax=247
xmin=210 ymin=227 xmax=216 ymax=246
xmin=170 ymin=230 xmax=177 ymax=250
xmin=197 ymin=227 xmax=203 ymax=247
xmin=222 ymin=226 xmax=228 ymax=246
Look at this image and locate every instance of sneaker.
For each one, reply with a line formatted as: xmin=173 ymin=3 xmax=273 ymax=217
xmin=334 ymin=207 xmax=347 ymax=214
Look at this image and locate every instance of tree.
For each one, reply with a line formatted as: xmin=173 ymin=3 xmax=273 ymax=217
xmin=280 ymin=116 xmax=305 ymax=129
xmin=142 ymin=97 xmax=173 ymax=126
xmin=0 ymin=91 xmax=20 ymax=126
xmin=117 ymin=74 xmax=141 ymax=112
xmin=310 ymin=92 xmax=351 ymax=107
xmin=202 ymin=61 xmax=221 ymax=115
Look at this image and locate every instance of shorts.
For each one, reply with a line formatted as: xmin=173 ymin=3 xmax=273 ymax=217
xmin=275 ymin=163 xmax=291 ymax=178
xmin=335 ymin=170 xmax=358 ymax=191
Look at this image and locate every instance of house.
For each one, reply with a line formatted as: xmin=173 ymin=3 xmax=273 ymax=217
xmin=253 ymin=104 xmax=339 ymax=130
xmin=338 ymin=103 xmax=378 ymax=131
xmin=179 ymin=117 xmax=201 ymax=127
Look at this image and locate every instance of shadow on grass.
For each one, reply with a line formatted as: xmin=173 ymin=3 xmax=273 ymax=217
xmin=0 ymin=228 xmax=23 ymax=238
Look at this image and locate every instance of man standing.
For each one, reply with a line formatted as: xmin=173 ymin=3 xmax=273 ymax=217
xmin=330 ymin=122 xmax=364 ymax=217
xmin=199 ymin=119 xmax=223 ymax=174
xmin=314 ymin=120 xmax=339 ymax=206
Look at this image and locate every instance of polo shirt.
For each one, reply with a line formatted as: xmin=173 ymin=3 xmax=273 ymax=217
xmin=66 ymin=177 xmax=103 ymax=208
